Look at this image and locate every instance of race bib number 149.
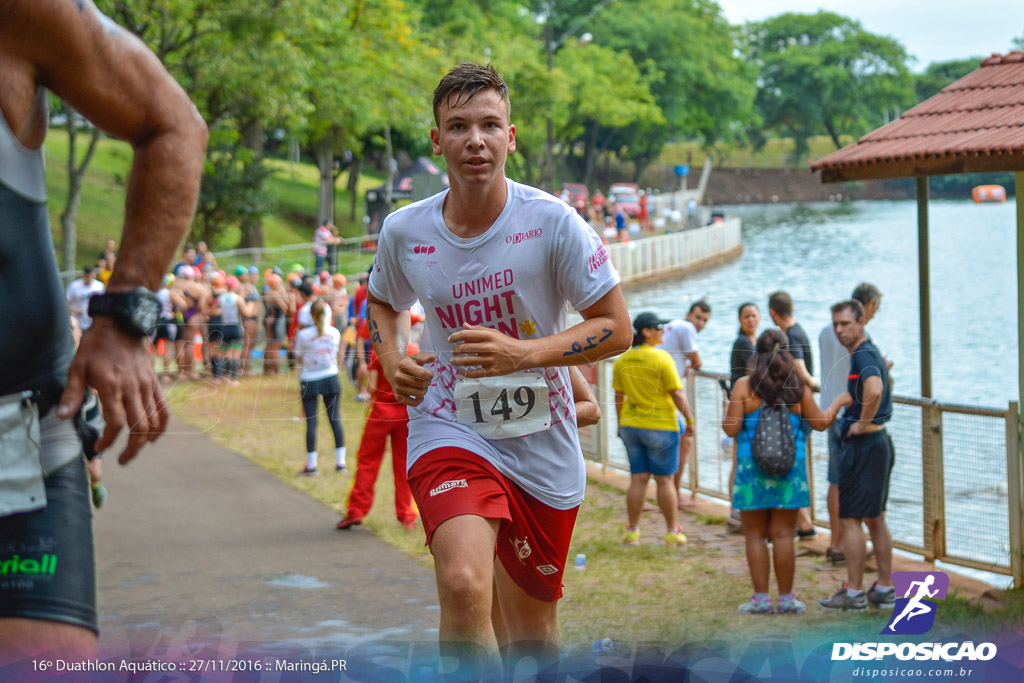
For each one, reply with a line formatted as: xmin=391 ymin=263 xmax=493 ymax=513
xmin=453 ymin=372 xmax=551 ymax=440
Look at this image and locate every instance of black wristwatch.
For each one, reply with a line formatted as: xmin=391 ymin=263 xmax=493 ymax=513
xmin=88 ymin=286 xmax=161 ymax=337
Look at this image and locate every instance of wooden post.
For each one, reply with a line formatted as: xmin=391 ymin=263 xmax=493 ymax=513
xmin=917 ymin=177 xmax=932 ymax=399
xmin=1006 ymin=401 xmax=1022 ymax=585
xmin=686 ymin=372 xmax=698 ymax=496
xmin=921 ymin=403 xmax=945 ymax=564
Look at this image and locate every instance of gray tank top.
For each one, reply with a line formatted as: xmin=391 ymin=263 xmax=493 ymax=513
xmin=0 ymin=103 xmax=74 ymax=412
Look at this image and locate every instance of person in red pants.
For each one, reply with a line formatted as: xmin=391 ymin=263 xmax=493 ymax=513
xmin=337 ymin=343 xmax=420 ymax=530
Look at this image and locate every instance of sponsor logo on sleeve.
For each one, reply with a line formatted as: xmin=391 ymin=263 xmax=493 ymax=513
xmin=588 ymin=246 xmax=609 ymax=273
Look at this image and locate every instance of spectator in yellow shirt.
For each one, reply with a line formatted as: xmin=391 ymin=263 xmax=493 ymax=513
xmin=613 ymin=312 xmax=696 ymax=547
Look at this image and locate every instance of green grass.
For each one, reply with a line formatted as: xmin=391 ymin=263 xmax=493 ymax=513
xmin=660 ymin=135 xmax=857 ymax=169
xmin=167 ymin=373 xmax=1022 ymax=650
xmin=43 ymin=129 xmax=386 ymax=269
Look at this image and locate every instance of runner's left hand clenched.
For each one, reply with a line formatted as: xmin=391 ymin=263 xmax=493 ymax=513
xmin=449 ymin=324 xmax=527 ymax=378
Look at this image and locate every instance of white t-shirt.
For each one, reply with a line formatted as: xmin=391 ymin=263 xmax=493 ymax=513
xmin=294 ymin=325 xmax=341 ymax=381
xmin=156 ymin=287 xmax=174 ymax=318
xmin=297 ymin=299 xmax=332 ymax=328
xmin=369 ymin=178 xmax=621 ymax=509
xmin=818 ymin=324 xmax=850 ymax=409
xmin=313 ymin=225 xmax=331 ymax=257
xmin=660 ymin=318 xmax=698 ymax=379
xmin=66 ymin=278 xmax=105 ymax=330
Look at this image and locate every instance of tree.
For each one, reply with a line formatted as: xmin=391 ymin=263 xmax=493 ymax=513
xmin=552 ymin=42 xmax=664 ymax=186
xmin=741 ymin=11 xmax=914 ymax=163
xmin=915 ymin=58 xmax=982 ymax=102
xmin=588 ymin=0 xmax=756 ymax=178
xmin=52 ymin=101 xmax=103 ymax=271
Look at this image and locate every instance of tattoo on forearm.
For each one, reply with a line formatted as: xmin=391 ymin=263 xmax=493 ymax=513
xmin=369 ymin=318 xmax=382 ymax=344
xmin=563 ymin=328 xmax=615 ymax=357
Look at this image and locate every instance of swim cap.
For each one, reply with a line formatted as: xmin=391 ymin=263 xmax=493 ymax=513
xmin=163 ymin=273 xmax=175 ymax=288
xmin=225 ymin=275 xmax=240 ymax=290
xmin=176 ymin=265 xmax=194 ymax=279
xmin=290 ymin=263 xmax=305 ymax=274
xmin=211 ymin=275 xmax=225 ymax=288
xmin=319 ymin=270 xmax=330 ymax=283
xmin=234 ymin=265 xmax=247 ymax=276
xmin=332 ymin=273 xmax=347 ymax=288
xmin=249 ymin=266 xmax=260 ymax=275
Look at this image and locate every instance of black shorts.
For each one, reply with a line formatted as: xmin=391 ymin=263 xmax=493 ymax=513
xmin=151 ymin=317 xmax=179 ymax=343
xmin=209 ymin=322 xmax=242 ymax=345
xmin=0 ymin=455 xmax=97 ymax=634
xmin=838 ymin=430 xmax=894 ymax=519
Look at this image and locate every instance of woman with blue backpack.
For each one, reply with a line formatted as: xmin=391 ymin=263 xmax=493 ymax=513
xmin=723 ymin=329 xmax=850 ymax=615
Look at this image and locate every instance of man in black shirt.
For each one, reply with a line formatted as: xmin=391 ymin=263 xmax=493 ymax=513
xmin=819 ymin=299 xmax=896 ymax=612
xmin=768 ymin=290 xmax=819 ymax=391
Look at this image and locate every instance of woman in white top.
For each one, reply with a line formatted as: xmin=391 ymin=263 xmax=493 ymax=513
xmin=293 ymin=300 xmax=346 ymax=475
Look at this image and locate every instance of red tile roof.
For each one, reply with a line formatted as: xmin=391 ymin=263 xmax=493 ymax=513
xmin=811 ymin=51 xmax=1024 ymax=182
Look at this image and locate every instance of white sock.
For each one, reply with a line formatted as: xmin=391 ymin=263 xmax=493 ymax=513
xmin=335 ymin=447 xmax=347 ymax=467
xmin=847 ymin=586 xmax=865 ymax=598
xmin=306 ymin=451 xmax=318 ymax=470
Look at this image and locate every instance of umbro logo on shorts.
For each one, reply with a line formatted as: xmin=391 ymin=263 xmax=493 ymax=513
xmin=536 ymin=564 xmax=558 ymax=575
xmin=429 ymin=479 xmax=468 ymax=497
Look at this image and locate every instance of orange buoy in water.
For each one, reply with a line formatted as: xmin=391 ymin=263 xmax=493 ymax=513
xmin=972 ymin=185 xmax=1006 ymax=203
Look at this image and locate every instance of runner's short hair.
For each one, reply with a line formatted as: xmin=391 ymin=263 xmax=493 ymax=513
xmin=433 ymin=62 xmax=510 ymax=126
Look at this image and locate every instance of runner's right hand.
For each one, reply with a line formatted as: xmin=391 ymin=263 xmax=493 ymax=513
xmin=391 ymin=352 xmax=435 ymax=406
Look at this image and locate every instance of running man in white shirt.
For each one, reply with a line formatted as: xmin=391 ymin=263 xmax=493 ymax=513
xmin=65 ymin=266 xmax=106 ymax=331
xmin=660 ymin=300 xmax=710 ymax=505
xmin=366 ymin=63 xmax=631 ymax=676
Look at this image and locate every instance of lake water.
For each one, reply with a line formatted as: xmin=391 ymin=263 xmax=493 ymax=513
xmin=626 ymin=199 xmax=1019 ymax=407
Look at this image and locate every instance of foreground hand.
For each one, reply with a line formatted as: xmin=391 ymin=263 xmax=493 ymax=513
xmin=848 ymin=420 xmax=866 ymax=436
xmin=449 ymin=324 xmax=526 ymax=378
xmin=57 ymin=319 xmax=169 ymax=465
xmin=391 ymin=352 xmax=436 ymax=406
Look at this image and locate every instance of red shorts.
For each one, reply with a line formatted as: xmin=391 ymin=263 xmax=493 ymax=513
xmin=407 ymin=447 xmax=579 ymax=602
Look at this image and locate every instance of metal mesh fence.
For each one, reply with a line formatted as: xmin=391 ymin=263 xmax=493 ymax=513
xmin=941 ymin=409 xmax=1011 ymax=570
xmin=588 ymin=365 xmax=1016 ymax=577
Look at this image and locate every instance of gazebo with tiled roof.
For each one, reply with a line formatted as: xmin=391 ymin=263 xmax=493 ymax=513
xmin=812 ymin=51 xmax=1024 ymax=583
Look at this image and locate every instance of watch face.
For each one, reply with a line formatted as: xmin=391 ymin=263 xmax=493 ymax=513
xmin=133 ymin=294 xmax=161 ymax=335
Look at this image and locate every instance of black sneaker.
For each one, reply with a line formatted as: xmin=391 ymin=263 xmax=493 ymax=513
xmin=299 ymin=466 xmax=317 ymax=476
xmin=866 ymin=581 xmax=896 ymax=609
xmin=335 ymin=463 xmax=347 ymax=472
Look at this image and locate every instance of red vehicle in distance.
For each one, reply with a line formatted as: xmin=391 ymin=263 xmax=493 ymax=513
xmin=561 ymin=182 xmax=590 ymax=205
xmin=609 ymin=183 xmax=641 ymax=218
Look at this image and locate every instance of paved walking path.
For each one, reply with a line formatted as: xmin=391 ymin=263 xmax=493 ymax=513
xmin=93 ymin=415 xmax=439 ymax=661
